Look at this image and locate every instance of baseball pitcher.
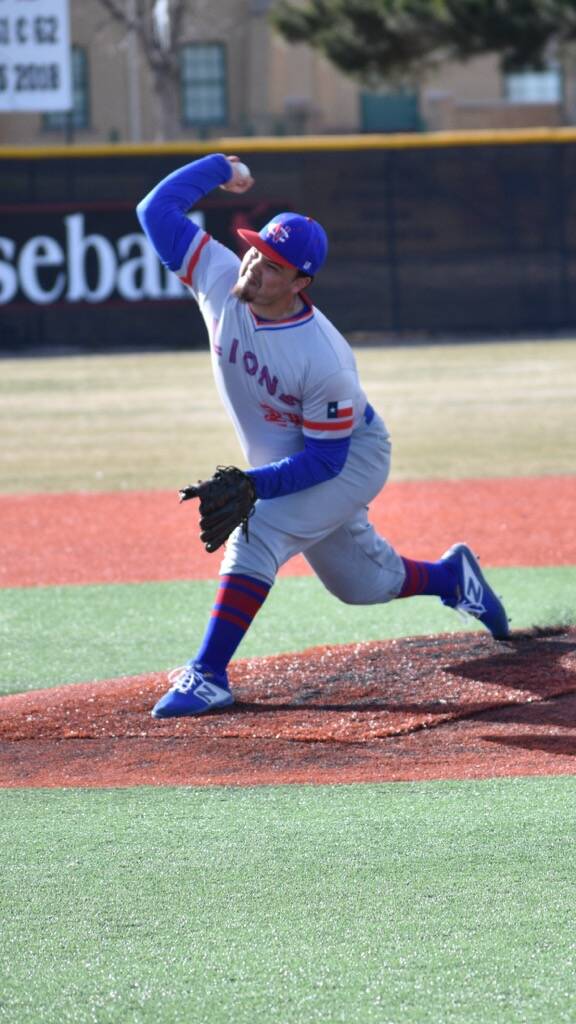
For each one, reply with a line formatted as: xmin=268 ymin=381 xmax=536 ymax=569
xmin=137 ymin=154 xmax=509 ymax=718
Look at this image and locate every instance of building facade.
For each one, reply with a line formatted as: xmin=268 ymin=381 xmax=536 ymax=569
xmin=0 ymin=0 xmax=571 ymax=146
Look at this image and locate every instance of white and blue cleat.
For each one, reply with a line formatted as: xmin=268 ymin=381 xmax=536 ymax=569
xmin=151 ymin=662 xmax=234 ymax=718
xmin=440 ymin=542 xmax=510 ymax=640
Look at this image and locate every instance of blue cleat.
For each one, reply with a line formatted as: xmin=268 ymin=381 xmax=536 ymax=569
xmin=151 ymin=662 xmax=234 ymax=718
xmin=440 ymin=542 xmax=510 ymax=640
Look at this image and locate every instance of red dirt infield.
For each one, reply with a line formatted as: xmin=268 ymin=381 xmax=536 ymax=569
xmin=1 ymin=628 xmax=575 ymax=789
xmin=1 ymin=475 xmax=575 ymax=588
xmin=1 ymin=476 xmax=574 ymax=789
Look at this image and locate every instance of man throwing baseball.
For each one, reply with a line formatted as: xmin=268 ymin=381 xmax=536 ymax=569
xmin=137 ymin=153 xmax=509 ymax=718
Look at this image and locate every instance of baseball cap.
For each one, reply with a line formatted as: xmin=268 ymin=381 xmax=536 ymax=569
xmin=237 ymin=212 xmax=328 ymax=276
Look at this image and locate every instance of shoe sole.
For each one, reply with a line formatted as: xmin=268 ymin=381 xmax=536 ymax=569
xmin=151 ymin=693 xmax=235 ymax=719
xmin=152 ymin=688 xmax=235 ymax=720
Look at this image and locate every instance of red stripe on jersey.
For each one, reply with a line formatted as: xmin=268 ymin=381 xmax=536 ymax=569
xmin=179 ymin=233 xmax=210 ymax=286
xmin=303 ymin=418 xmax=354 ymax=431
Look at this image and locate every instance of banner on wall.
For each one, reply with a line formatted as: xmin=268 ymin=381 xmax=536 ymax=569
xmin=0 ymin=0 xmax=71 ymax=111
xmin=0 ymin=209 xmax=197 ymax=305
xmin=0 ymin=203 xmax=282 ymax=306
xmin=1 ymin=143 xmax=573 ymax=349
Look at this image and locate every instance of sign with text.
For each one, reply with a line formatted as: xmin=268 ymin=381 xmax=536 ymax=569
xmin=0 ymin=0 xmax=71 ymax=111
xmin=0 ymin=207 xmax=198 ymax=304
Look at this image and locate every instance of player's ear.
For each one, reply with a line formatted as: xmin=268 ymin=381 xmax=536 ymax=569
xmin=293 ymin=272 xmax=312 ymax=292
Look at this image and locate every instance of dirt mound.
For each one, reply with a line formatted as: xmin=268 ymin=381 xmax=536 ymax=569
xmin=1 ymin=627 xmax=575 ymax=788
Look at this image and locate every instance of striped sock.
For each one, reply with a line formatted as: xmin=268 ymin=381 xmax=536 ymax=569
xmin=397 ymin=557 xmax=457 ymax=599
xmin=194 ymin=573 xmax=271 ymax=675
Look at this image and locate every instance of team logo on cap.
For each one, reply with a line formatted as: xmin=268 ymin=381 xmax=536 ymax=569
xmin=266 ymin=223 xmax=290 ymax=244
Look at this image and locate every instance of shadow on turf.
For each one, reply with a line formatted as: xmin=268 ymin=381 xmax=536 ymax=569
xmin=232 ymin=627 xmax=576 ymax=713
xmin=482 ymin=733 xmax=576 ymax=756
xmin=444 ymin=627 xmax=575 ymax=697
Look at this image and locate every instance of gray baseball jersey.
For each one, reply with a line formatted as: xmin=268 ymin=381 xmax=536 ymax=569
xmin=177 ymin=226 xmax=405 ymax=599
xmin=179 ymin=228 xmax=368 ymax=466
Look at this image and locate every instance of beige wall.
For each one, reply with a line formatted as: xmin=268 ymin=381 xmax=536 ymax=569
xmin=0 ymin=0 xmax=569 ymax=146
xmin=266 ymin=35 xmax=359 ymax=134
xmin=422 ymin=55 xmax=563 ymax=130
xmin=426 ymin=55 xmax=504 ymax=104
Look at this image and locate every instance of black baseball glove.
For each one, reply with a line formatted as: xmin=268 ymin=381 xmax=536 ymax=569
xmin=179 ymin=466 xmax=257 ymax=553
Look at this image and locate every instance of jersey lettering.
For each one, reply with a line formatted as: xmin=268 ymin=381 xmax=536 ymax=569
xmin=224 ymin=339 xmax=280 ymax=398
xmin=260 ymin=403 xmax=303 ymax=427
xmin=261 ymin=403 xmax=284 ymax=423
xmin=258 ymin=365 xmax=278 ymax=396
xmin=243 ymin=351 xmax=258 ymax=376
xmin=207 ymin=286 xmax=365 ymax=461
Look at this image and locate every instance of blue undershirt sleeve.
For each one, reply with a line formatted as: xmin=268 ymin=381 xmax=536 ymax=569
xmin=136 ymin=153 xmax=232 ymax=271
xmin=247 ymin=435 xmax=350 ymax=500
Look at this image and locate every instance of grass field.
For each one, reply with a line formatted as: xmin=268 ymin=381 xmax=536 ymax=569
xmin=1 ymin=339 xmax=575 ymax=492
xmin=2 ymin=779 xmax=575 ymax=1023
xmin=2 ymin=567 xmax=575 ymax=694
xmin=1 ymin=339 xmax=575 ymax=1022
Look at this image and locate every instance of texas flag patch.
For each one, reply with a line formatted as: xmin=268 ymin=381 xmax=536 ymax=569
xmin=327 ymin=400 xmax=353 ymax=419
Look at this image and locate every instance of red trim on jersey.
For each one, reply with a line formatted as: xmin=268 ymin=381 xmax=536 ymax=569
xmin=179 ymin=233 xmax=210 ymax=286
xmin=303 ymin=418 xmax=354 ymax=431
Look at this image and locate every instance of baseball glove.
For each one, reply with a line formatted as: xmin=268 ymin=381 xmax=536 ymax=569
xmin=179 ymin=466 xmax=257 ymax=553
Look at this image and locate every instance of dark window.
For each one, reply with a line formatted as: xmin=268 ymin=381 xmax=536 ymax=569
xmin=181 ymin=44 xmax=227 ymax=125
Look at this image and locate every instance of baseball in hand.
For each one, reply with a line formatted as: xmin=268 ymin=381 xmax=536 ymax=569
xmin=221 ymin=156 xmax=254 ymax=192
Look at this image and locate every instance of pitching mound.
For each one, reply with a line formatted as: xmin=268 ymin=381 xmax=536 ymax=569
xmin=1 ymin=627 xmax=575 ymax=788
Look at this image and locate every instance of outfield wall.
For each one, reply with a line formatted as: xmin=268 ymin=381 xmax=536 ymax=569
xmin=2 ymin=129 xmax=576 ymax=352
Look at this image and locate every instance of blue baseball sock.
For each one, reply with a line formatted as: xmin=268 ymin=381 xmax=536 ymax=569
xmin=195 ymin=573 xmax=271 ymax=675
xmin=397 ymin=557 xmax=457 ymax=599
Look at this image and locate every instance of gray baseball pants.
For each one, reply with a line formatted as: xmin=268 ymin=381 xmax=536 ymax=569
xmin=220 ymin=411 xmax=406 ymax=604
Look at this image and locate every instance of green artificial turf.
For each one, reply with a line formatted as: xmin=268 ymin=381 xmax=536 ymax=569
xmin=1 ymin=778 xmax=575 ymax=1024
xmin=1 ymin=567 xmax=574 ymax=694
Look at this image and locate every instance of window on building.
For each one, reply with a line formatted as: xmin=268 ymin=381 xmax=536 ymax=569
xmin=43 ymin=46 xmax=90 ymax=132
xmin=504 ymin=66 xmax=562 ymax=104
xmin=180 ymin=43 xmax=227 ymax=125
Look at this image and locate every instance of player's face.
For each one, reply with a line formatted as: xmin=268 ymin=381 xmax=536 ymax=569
xmin=233 ymin=247 xmax=308 ymax=314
